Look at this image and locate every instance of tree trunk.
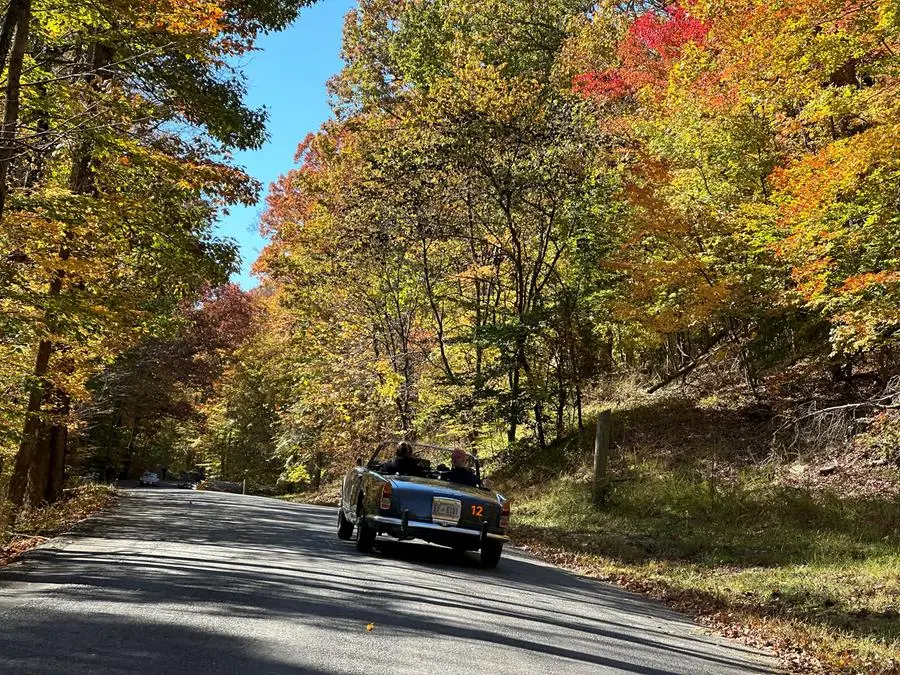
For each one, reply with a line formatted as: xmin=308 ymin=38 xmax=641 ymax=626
xmin=7 ymin=339 xmax=51 ymax=507
xmin=555 ymin=359 xmax=566 ymax=440
xmin=0 ymin=0 xmax=31 ymax=220
xmin=0 ymin=0 xmax=28 ymax=78
xmin=26 ymin=421 xmax=52 ymax=505
xmin=103 ymin=411 xmax=121 ymax=468
xmin=534 ymin=401 xmax=547 ymax=448
xmin=123 ymin=417 xmax=137 ymax=479
xmin=575 ymin=384 xmax=584 ymax=432
xmin=420 ymin=235 xmax=456 ymax=383
xmin=646 ymin=330 xmax=728 ymax=394
xmin=45 ymin=393 xmax=70 ymax=502
xmin=311 ymin=463 xmax=322 ymax=490
xmin=506 ymin=363 xmax=520 ymax=445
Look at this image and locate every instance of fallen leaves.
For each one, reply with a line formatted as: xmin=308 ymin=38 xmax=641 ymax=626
xmin=1 ymin=485 xmax=117 ymax=569
xmin=0 ymin=537 xmax=47 ymax=568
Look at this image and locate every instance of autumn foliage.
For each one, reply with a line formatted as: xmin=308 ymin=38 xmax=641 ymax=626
xmin=574 ymin=4 xmax=709 ymax=99
xmin=0 ymin=0 xmax=314 ymax=511
xmin=1 ymin=0 xmax=897 ymax=668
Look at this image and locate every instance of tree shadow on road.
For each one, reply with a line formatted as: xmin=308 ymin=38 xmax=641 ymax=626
xmin=0 ymin=491 xmax=775 ymax=675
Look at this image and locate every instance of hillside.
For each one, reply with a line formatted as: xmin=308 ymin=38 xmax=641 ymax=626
xmin=500 ymin=373 xmax=899 ymax=673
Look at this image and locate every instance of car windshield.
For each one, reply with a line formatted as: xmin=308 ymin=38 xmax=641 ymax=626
xmin=370 ymin=442 xmax=480 ymax=480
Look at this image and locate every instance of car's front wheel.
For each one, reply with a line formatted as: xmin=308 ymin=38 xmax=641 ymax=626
xmin=337 ymin=507 xmax=354 ymax=540
xmin=480 ymin=540 xmax=503 ymax=568
xmin=355 ymin=516 xmax=376 ymax=552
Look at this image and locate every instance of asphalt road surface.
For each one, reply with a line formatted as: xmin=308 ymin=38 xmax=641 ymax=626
xmin=0 ymin=489 xmax=776 ymax=674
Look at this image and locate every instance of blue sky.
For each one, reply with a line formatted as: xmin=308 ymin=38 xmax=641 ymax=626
xmin=216 ymin=0 xmax=356 ymax=289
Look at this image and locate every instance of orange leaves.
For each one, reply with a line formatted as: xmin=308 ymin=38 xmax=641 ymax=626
xmin=839 ymin=271 xmax=900 ymax=296
xmin=789 ymin=259 xmax=832 ymax=303
xmin=103 ymin=0 xmax=260 ymax=58
xmin=570 ymin=0 xmax=900 ymax=354
xmin=772 ymin=123 xmax=900 ymax=316
xmin=779 ymin=124 xmax=900 ymax=203
xmin=137 ymin=0 xmax=228 ymax=38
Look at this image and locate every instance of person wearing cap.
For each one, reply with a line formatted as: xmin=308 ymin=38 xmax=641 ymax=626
xmin=444 ymin=449 xmax=479 ymax=487
xmin=380 ymin=441 xmax=424 ymax=477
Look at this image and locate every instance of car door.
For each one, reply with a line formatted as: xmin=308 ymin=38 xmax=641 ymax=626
xmin=342 ymin=465 xmax=367 ymax=521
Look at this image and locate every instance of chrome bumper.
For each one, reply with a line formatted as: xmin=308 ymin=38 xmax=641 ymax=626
xmin=371 ymin=515 xmax=508 ymax=541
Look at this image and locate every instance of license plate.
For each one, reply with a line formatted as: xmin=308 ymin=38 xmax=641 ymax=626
xmin=432 ymin=498 xmax=461 ymax=525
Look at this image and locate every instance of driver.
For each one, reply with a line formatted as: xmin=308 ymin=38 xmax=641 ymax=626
xmin=380 ymin=441 xmax=424 ymax=477
xmin=444 ymin=449 xmax=479 ymax=487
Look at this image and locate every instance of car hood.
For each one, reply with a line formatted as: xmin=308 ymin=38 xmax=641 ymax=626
xmin=386 ymin=475 xmax=502 ymax=502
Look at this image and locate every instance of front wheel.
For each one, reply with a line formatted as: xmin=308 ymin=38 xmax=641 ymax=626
xmin=480 ymin=540 xmax=503 ymax=568
xmin=337 ymin=507 xmax=354 ymax=540
xmin=355 ymin=516 xmax=376 ymax=552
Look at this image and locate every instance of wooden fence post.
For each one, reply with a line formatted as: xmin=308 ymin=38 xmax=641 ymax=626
xmin=592 ymin=409 xmax=611 ymax=504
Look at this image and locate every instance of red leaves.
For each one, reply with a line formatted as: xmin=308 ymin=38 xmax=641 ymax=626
xmin=575 ymin=4 xmax=710 ymax=100
xmin=572 ymin=70 xmax=630 ymax=99
xmin=191 ymin=284 xmax=259 ymax=351
xmin=626 ymin=4 xmax=710 ymax=58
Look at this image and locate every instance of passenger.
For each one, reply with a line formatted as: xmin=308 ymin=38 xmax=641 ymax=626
xmin=380 ymin=441 xmax=424 ymax=477
xmin=444 ymin=449 xmax=479 ymax=487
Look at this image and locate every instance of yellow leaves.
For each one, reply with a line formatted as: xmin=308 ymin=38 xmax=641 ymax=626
xmin=366 ymin=623 xmax=375 ymax=631
xmin=767 ymin=117 xmax=900 ymax=348
xmin=799 ymin=86 xmax=861 ymax=127
xmin=428 ymin=55 xmax=542 ymax=125
xmin=877 ymin=0 xmax=900 ymax=32
xmin=451 ymin=263 xmax=497 ymax=283
xmin=374 ymin=361 xmax=404 ymax=402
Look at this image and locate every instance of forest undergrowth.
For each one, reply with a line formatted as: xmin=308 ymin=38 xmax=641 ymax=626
xmin=501 ymin=377 xmax=900 ymax=674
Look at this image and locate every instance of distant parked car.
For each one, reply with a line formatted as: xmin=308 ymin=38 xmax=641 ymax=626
xmin=138 ymin=471 xmax=160 ymax=487
xmin=339 ymin=441 xmax=510 ymax=567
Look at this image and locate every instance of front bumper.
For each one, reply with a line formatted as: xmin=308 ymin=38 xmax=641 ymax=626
xmin=371 ymin=515 xmax=508 ymax=541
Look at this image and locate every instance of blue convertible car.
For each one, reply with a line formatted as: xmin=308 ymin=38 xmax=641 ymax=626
xmin=338 ymin=442 xmax=510 ymax=567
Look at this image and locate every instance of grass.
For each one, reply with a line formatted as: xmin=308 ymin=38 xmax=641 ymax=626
xmin=509 ymin=467 xmax=900 ymax=673
xmin=1 ymin=483 xmax=117 ymax=567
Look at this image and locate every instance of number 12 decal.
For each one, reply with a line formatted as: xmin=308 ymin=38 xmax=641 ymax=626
xmin=470 ymin=505 xmax=484 ymax=517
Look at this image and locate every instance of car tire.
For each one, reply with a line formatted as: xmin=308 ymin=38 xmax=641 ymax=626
xmin=337 ymin=507 xmax=354 ymax=540
xmin=355 ymin=516 xmax=376 ymax=553
xmin=480 ymin=540 xmax=503 ymax=568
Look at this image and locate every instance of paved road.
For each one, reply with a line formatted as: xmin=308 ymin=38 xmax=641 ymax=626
xmin=0 ymin=489 xmax=775 ymax=674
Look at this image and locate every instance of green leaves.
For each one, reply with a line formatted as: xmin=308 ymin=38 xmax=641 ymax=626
xmin=0 ymin=0 xmax=320 ymax=502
